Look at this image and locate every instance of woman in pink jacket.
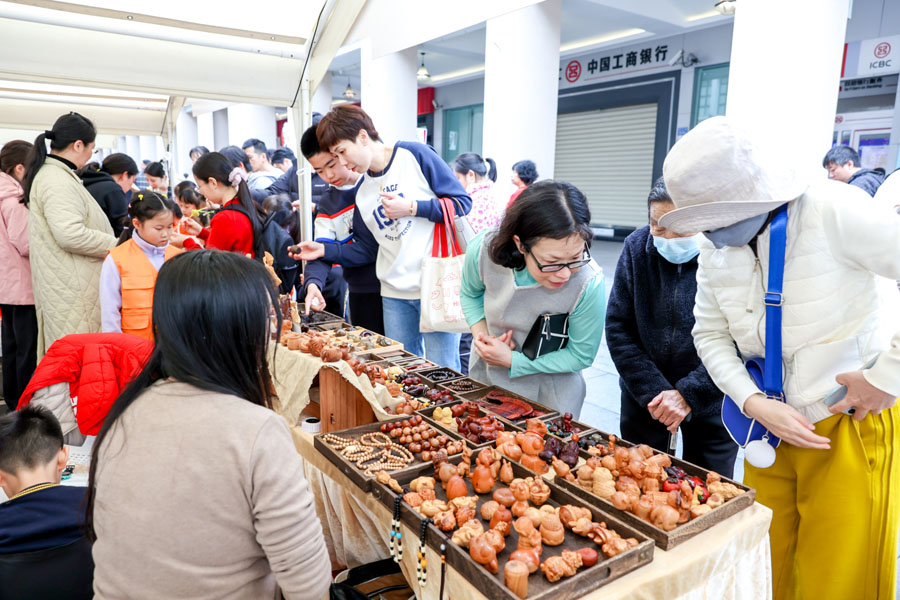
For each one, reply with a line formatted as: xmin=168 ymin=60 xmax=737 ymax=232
xmin=0 ymin=140 xmax=36 ymax=410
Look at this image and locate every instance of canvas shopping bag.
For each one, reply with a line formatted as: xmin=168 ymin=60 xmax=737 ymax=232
xmin=419 ymin=198 xmax=469 ymax=333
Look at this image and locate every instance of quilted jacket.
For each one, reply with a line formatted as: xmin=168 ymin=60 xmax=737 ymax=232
xmin=28 ymin=157 xmax=117 ymax=359
xmin=693 ymin=180 xmax=900 ymax=424
xmin=0 ymin=172 xmax=32 ymax=304
xmin=17 ymin=333 xmax=153 ymax=435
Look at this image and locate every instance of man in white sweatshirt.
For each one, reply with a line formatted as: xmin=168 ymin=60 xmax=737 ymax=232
xmin=659 ymin=116 xmax=900 ymax=600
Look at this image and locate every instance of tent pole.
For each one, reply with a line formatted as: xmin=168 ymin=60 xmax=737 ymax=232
xmin=291 ymin=76 xmax=313 ymax=243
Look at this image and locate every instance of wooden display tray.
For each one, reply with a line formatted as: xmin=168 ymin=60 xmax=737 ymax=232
xmin=314 ymin=419 xmax=465 ymax=493
xmin=294 ymin=305 xmax=344 ymax=325
xmin=552 ymin=433 xmax=755 ymax=550
xmin=307 ymin=325 xmax=406 ymax=355
xmin=459 ymin=387 xmax=559 ymax=424
xmin=393 ymin=357 xmax=440 ymax=372
xmin=438 ymin=377 xmax=489 ymax=394
xmin=416 ymin=366 xmax=465 ymax=385
xmin=353 ymin=349 xmax=416 ymax=363
xmin=370 ymin=453 xmax=654 ymax=600
xmin=419 ymin=401 xmax=522 ymax=450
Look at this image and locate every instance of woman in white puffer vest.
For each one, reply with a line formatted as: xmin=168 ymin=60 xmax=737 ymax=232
xmin=659 ymin=117 xmax=900 ymax=600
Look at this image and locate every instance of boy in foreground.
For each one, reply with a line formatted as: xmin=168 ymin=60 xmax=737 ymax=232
xmin=0 ymin=406 xmax=86 ymax=553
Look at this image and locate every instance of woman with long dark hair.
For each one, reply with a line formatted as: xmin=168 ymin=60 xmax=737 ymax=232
xmin=23 ymin=112 xmax=117 ymax=359
xmin=0 ymin=140 xmax=36 ymax=409
xmin=174 ymin=151 xmax=262 ymax=257
xmin=460 ymin=180 xmax=606 ymax=416
xmin=86 ymin=250 xmax=331 ymax=599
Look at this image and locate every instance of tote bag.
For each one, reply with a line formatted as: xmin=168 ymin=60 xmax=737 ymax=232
xmin=419 ymin=198 xmax=469 ymax=333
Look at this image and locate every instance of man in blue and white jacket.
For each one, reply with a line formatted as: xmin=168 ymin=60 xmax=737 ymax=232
xmin=296 ymin=124 xmax=382 ymax=333
xmin=294 ymin=105 xmax=471 ymax=369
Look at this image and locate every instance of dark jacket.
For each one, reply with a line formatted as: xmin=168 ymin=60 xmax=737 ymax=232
xmin=304 ymin=182 xmax=379 ymax=294
xmin=250 ymin=164 xmax=329 ymax=204
xmin=847 ymin=168 xmax=884 ymax=197
xmin=80 ymin=170 xmax=128 ymax=236
xmin=0 ymin=485 xmax=86 ymax=553
xmin=605 ymin=226 xmax=721 ymax=417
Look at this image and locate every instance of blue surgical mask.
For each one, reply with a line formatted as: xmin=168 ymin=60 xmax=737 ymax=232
xmin=703 ymin=212 xmax=770 ymax=249
xmin=652 ymin=234 xmax=700 ymax=264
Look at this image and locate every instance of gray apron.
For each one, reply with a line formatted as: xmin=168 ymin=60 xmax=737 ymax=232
xmin=468 ymin=234 xmax=601 ymax=416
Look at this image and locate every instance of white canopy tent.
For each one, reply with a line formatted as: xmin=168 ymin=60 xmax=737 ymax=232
xmin=0 ymin=0 xmax=365 ymax=237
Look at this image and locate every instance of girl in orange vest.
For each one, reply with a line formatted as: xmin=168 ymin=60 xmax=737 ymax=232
xmin=99 ymin=191 xmax=182 ymax=340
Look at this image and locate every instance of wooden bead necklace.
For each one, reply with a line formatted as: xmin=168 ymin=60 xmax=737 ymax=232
xmin=321 ymin=432 xmax=414 ymax=476
xmin=390 ymin=496 xmax=403 ymax=563
xmin=416 ymin=518 xmax=431 ymax=587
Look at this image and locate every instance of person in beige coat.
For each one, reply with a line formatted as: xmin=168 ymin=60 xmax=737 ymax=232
xmin=85 ymin=250 xmax=331 ymax=600
xmin=22 ymin=113 xmax=117 ymax=359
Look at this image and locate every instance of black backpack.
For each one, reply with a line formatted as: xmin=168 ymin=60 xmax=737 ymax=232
xmin=217 ymin=204 xmax=298 ymax=294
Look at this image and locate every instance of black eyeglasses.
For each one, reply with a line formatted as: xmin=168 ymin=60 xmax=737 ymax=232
xmin=526 ymin=246 xmax=591 ymax=273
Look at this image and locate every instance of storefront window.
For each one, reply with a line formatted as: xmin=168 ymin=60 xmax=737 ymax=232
xmin=691 ymin=63 xmax=729 ymax=127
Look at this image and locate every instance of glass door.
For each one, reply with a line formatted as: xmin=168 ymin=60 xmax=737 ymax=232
xmin=442 ymin=104 xmax=484 ymax=162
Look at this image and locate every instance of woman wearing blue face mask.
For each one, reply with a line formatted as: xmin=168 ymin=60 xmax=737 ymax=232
xmin=605 ymin=178 xmax=738 ymax=476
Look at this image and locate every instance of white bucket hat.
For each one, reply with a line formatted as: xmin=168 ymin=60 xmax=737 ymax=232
xmin=658 ymin=116 xmax=808 ymax=234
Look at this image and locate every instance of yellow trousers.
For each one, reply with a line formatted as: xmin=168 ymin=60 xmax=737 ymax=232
xmin=744 ymin=407 xmax=900 ymax=600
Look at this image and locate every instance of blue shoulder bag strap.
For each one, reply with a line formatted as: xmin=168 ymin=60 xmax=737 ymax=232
xmin=763 ymin=204 xmax=789 ymax=399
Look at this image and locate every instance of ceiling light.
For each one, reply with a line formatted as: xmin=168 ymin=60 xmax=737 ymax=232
xmin=714 ymin=0 xmax=737 ymax=15
xmin=343 ymin=80 xmax=356 ymax=99
xmin=429 ymin=64 xmax=485 ymax=84
xmin=685 ymin=10 xmax=721 ymax=21
xmin=560 ymin=28 xmax=646 ymax=53
xmin=417 ymin=52 xmax=431 ymax=82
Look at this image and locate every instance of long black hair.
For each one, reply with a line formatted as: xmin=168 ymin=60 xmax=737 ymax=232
xmin=193 ymin=151 xmax=264 ymax=257
xmin=22 ymin=112 xmax=96 ymax=205
xmin=117 ymin=190 xmax=176 ymax=245
xmin=489 ymin=180 xmax=592 ymax=270
xmin=84 ymin=250 xmax=281 ymax=541
xmin=451 ymin=152 xmax=497 ymax=182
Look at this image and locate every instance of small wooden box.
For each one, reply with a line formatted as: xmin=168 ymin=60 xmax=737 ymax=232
xmin=317 ymin=367 xmax=376 ymax=433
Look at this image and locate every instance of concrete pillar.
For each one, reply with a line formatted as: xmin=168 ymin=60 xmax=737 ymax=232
xmin=482 ymin=0 xmax=562 ymax=199
xmin=361 ymin=44 xmax=418 ymax=144
xmin=212 ymin=109 xmax=229 ymax=150
xmin=174 ymin=109 xmax=198 ymax=181
xmin=125 ymin=135 xmax=140 ymax=163
xmin=196 ymin=112 xmax=215 ymax=150
xmin=226 ymin=104 xmax=277 ymax=151
xmin=726 ymin=0 xmax=850 ymax=181
xmin=139 ymin=136 xmax=157 ymax=162
xmin=312 ymin=70 xmax=333 ymax=117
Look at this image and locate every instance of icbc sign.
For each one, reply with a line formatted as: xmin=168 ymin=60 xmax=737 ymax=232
xmin=857 ymin=36 xmax=899 ymax=76
xmin=565 ymin=60 xmax=581 ymax=83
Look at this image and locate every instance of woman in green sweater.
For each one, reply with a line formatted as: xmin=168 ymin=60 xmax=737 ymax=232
xmin=460 ymin=180 xmax=606 ymax=417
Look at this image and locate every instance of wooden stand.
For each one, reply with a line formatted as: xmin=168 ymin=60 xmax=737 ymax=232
xmin=318 ymin=367 xmax=376 ymax=432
